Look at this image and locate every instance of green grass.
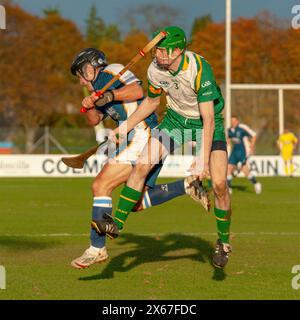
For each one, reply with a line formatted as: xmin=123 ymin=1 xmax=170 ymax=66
xmin=0 ymin=177 xmax=300 ymax=300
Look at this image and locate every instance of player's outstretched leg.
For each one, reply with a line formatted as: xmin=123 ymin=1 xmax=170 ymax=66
xmin=184 ymin=176 xmax=210 ymax=211
xmin=92 ymin=213 xmax=120 ymax=239
xmin=136 ymin=176 xmax=210 ymax=212
xmin=91 ymin=176 xmax=211 ymax=239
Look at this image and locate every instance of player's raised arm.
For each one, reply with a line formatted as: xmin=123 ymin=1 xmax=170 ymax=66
xmin=110 ymin=81 xmax=143 ymax=101
xmin=86 ymin=81 xmax=144 ymax=128
xmin=93 ymin=80 xmax=144 ymax=108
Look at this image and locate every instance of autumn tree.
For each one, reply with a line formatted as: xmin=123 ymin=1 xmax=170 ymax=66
xmin=86 ymin=4 xmax=120 ymax=47
xmin=191 ymin=15 xmax=212 ymax=38
xmin=0 ymin=4 xmax=85 ymax=152
xmin=189 ymin=22 xmax=225 ymax=83
xmin=1 ymin=4 xmax=299 ymax=154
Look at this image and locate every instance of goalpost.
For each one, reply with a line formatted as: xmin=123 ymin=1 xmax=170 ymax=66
xmin=230 ymin=84 xmax=300 ymax=135
xmin=225 ymin=0 xmax=300 ymax=136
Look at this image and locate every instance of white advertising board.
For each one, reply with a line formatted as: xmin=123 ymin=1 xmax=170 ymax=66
xmin=0 ymin=155 xmax=299 ymax=177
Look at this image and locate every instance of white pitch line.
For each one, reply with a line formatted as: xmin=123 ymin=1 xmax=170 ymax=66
xmin=0 ymin=232 xmax=300 ymax=237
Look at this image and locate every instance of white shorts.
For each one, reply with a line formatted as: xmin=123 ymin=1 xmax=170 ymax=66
xmin=112 ymin=125 xmax=151 ymax=164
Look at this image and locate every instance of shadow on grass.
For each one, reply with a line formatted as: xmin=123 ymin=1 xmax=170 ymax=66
xmin=79 ymin=233 xmax=226 ymax=282
xmin=0 ymin=236 xmax=62 ymax=251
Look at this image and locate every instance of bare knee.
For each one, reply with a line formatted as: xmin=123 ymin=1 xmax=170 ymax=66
xmin=212 ymin=179 xmax=228 ymax=199
xmin=133 ymin=163 xmax=151 ymax=181
xmin=92 ymin=178 xmax=113 ymax=196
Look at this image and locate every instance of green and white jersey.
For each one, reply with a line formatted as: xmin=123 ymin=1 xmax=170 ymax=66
xmin=147 ymin=50 xmax=224 ymax=120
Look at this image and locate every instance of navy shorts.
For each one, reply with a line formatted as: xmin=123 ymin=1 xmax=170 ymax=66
xmin=228 ymin=150 xmax=247 ymax=166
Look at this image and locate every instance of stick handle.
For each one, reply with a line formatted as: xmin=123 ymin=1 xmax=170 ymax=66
xmin=80 ymin=31 xmax=167 ymax=113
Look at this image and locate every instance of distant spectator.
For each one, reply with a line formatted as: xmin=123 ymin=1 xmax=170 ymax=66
xmin=277 ymin=129 xmax=298 ymax=177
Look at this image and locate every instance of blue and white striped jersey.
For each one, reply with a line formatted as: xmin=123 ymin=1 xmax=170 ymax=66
xmin=92 ymin=64 xmax=158 ymax=129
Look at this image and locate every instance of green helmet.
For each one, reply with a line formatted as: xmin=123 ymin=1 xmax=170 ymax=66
xmin=152 ymin=26 xmax=187 ymax=54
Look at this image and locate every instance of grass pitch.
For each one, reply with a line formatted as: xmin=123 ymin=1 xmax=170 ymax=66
xmin=0 ymin=177 xmax=300 ymax=300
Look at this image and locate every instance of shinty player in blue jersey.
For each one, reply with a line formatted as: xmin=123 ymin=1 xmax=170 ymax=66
xmin=69 ymin=48 xmax=209 ymax=269
xmin=227 ymin=115 xmax=262 ymax=194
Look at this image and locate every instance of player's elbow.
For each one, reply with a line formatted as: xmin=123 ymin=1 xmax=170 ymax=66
xmin=130 ymin=82 xmax=144 ymax=100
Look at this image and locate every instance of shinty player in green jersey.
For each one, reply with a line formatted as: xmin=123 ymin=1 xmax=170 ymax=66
xmin=92 ymin=26 xmax=232 ymax=269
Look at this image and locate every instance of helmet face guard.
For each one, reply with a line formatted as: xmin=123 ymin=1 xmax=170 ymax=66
xmin=152 ymin=47 xmax=183 ymax=70
xmin=70 ymin=48 xmax=107 ymax=81
xmin=76 ymin=63 xmax=97 ymax=82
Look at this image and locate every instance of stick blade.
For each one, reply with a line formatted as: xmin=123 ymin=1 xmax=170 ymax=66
xmin=61 ymin=156 xmax=85 ymax=169
xmin=61 ymin=144 xmax=100 ymax=169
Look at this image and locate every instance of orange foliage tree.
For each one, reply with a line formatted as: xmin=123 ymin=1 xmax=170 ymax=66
xmin=0 ymin=4 xmax=85 ymax=152
xmin=1 ymin=5 xmax=300 ymax=153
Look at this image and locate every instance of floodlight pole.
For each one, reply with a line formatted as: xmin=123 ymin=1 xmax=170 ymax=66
xmin=225 ymin=0 xmax=232 ymax=129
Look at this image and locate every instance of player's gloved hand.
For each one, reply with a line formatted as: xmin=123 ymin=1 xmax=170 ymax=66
xmin=81 ymin=92 xmax=99 ymax=110
xmin=95 ymin=90 xmax=114 ymax=107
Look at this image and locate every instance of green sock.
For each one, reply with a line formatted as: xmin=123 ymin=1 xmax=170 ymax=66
xmin=114 ymin=185 xmax=142 ymax=230
xmin=206 ymin=179 xmax=212 ymax=189
xmin=214 ymin=208 xmax=231 ymax=243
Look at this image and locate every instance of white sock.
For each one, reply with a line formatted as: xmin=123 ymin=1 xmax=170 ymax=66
xmin=88 ymin=245 xmax=102 ymax=254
